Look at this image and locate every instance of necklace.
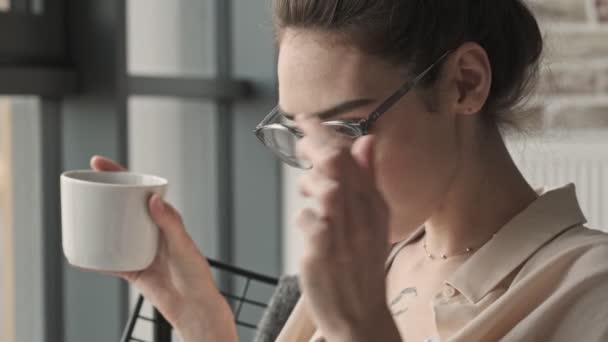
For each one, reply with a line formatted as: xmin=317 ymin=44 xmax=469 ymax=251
xmin=422 ymin=233 xmax=496 ymax=260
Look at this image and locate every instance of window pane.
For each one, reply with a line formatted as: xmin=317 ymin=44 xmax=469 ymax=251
xmin=128 ymin=0 xmax=216 ymax=77
xmin=128 ymin=95 xmax=220 ymax=340
xmin=31 ymin=0 xmax=42 ymax=14
xmin=0 ymin=0 xmax=44 ymax=14
xmin=128 ymin=96 xmax=220 ymax=254
xmin=0 ymin=97 xmax=44 ymax=342
xmin=0 ymin=98 xmax=14 ymax=342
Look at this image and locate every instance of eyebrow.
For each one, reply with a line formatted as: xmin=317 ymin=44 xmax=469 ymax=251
xmin=277 ymin=98 xmax=375 ymax=121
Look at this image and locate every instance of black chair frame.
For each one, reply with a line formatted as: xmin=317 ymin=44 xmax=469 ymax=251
xmin=120 ymin=259 xmax=279 ymax=342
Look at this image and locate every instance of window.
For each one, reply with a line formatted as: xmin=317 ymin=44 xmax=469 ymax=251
xmin=0 ymin=97 xmax=14 ymax=342
xmin=0 ymin=1 xmax=280 ymax=341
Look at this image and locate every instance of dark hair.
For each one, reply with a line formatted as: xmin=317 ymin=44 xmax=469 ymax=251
xmin=273 ymin=0 xmax=543 ymax=127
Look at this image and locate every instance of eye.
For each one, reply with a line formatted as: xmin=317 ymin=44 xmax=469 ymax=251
xmin=278 ymin=113 xmax=295 ymax=124
xmin=323 ymin=122 xmax=362 ymax=137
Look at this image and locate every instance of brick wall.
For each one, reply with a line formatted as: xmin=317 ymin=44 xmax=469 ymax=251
xmin=528 ymin=0 xmax=608 ymax=130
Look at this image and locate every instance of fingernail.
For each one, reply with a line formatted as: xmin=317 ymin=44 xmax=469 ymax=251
xmin=151 ymin=194 xmax=165 ymax=213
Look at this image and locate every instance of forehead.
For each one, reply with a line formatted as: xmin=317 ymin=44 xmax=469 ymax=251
xmin=277 ymin=29 xmax=395 ymax=115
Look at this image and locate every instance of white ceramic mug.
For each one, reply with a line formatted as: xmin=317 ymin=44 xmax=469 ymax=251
xmin=61 ymin=170 xmax=168 ymax=272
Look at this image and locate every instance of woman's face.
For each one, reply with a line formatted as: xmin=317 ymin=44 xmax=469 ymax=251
xmin=278 ymin=29 xmax=464 ymax=242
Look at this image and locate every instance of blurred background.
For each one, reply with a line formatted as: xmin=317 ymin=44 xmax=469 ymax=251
xmin=1 ymin=0 xmax=607 ymax=341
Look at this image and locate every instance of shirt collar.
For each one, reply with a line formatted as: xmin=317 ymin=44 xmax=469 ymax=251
xmin=446 ymin=184 xmax=587 ymax=303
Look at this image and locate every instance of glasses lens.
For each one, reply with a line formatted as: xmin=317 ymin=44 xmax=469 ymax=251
xmin=258 ymin=126 xmax=311 ymax=169
xmin=325 ymin=122 xmax=361 ymax=137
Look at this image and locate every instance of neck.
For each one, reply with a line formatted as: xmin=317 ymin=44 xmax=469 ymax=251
xmin=423 ymin=124 xmax=538 ymax=256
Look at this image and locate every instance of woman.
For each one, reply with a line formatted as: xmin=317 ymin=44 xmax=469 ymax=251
xmin=92 ymin=0 xmax=608 ymax=341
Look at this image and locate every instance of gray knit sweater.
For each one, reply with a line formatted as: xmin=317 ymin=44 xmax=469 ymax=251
xmin=254 ymin=275 xmax=302 ymax=342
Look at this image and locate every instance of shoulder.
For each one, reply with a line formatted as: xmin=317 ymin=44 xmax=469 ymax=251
xmin=521 ymin=225 xmax=608 ymax=279
xmin=514 ymin=227 xmax=608 ymax=340
xmin=543 ymin=225 xmax=608 ymax=258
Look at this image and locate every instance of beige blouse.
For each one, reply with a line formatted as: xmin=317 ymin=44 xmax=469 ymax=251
xmin=277 ymin=184 xmax=608 ymax=341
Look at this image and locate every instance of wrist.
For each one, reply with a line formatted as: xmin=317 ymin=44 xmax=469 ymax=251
xmin=174 ymin=292 xmax=238 ymax=342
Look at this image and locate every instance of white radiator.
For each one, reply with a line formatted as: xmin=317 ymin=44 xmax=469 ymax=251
xmin=509 ymin=134 xmax=608 ymax=232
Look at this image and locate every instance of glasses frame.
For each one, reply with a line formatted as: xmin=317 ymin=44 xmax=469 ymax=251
xmin=254 ymin=50 xmax=452 ymax=168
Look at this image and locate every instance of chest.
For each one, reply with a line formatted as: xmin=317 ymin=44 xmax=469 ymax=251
xmin=385 ymin=246 xmax=465 ymax=341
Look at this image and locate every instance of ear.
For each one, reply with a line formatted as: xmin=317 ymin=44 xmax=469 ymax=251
xmin=441 ymin=42 xmax=492 ymax=116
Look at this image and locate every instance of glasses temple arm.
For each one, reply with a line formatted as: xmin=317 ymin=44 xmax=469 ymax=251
xmin=360 ymin=50 xmax=453 ymax=133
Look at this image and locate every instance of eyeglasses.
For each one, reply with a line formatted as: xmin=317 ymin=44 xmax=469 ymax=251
xmin=254 ymin=50 xmax=452 ymax=169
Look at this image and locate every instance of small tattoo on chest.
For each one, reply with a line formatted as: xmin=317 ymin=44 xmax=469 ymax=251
xmin=389 ymin=287 xmax=417 ymax=316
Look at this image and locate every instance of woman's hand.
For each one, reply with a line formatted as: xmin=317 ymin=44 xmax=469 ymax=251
xmin=294 ymin=115 xmax=401 ymax=342
xmin=90 ymin=156 xmax=237 ymax=342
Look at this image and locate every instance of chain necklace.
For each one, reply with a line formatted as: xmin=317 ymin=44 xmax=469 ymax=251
xmin=422 ymin=233 xmax=496 ymax=260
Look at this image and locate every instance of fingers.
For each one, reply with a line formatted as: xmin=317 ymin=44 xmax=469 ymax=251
xmin=298 ymin=171 xmax=342 ymax=211
xmin=295 ymin=116 xmax=357 ymax=180
xmin=90 ymin=155 xmax=126 ymax=172
xmin=293 ymin=113 xmax=386 ymax=256
xmin=294 ymin=114 xmax=367 ymax=242
xmin=148 ymin=194 xmax=194 ymax=253
xmin=296 ymin=208 xmax=333 ymax=257
xmin=298 ymin=171 xmax=347 ymax=242
xmin=351 ymin=135 xmax=376 ymax=179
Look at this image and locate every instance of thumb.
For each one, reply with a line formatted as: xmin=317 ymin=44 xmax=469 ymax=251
xmin=351 ymin=135 xmax=376 ymax=178
xmin=148 ymin=194 xmax=191 ymax=250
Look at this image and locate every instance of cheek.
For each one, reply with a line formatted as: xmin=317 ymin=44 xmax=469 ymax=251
xmin=375 ymin=138 xmax=443 ymax=200
xmin=373 ymin=120 xmax=459 ymax=217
